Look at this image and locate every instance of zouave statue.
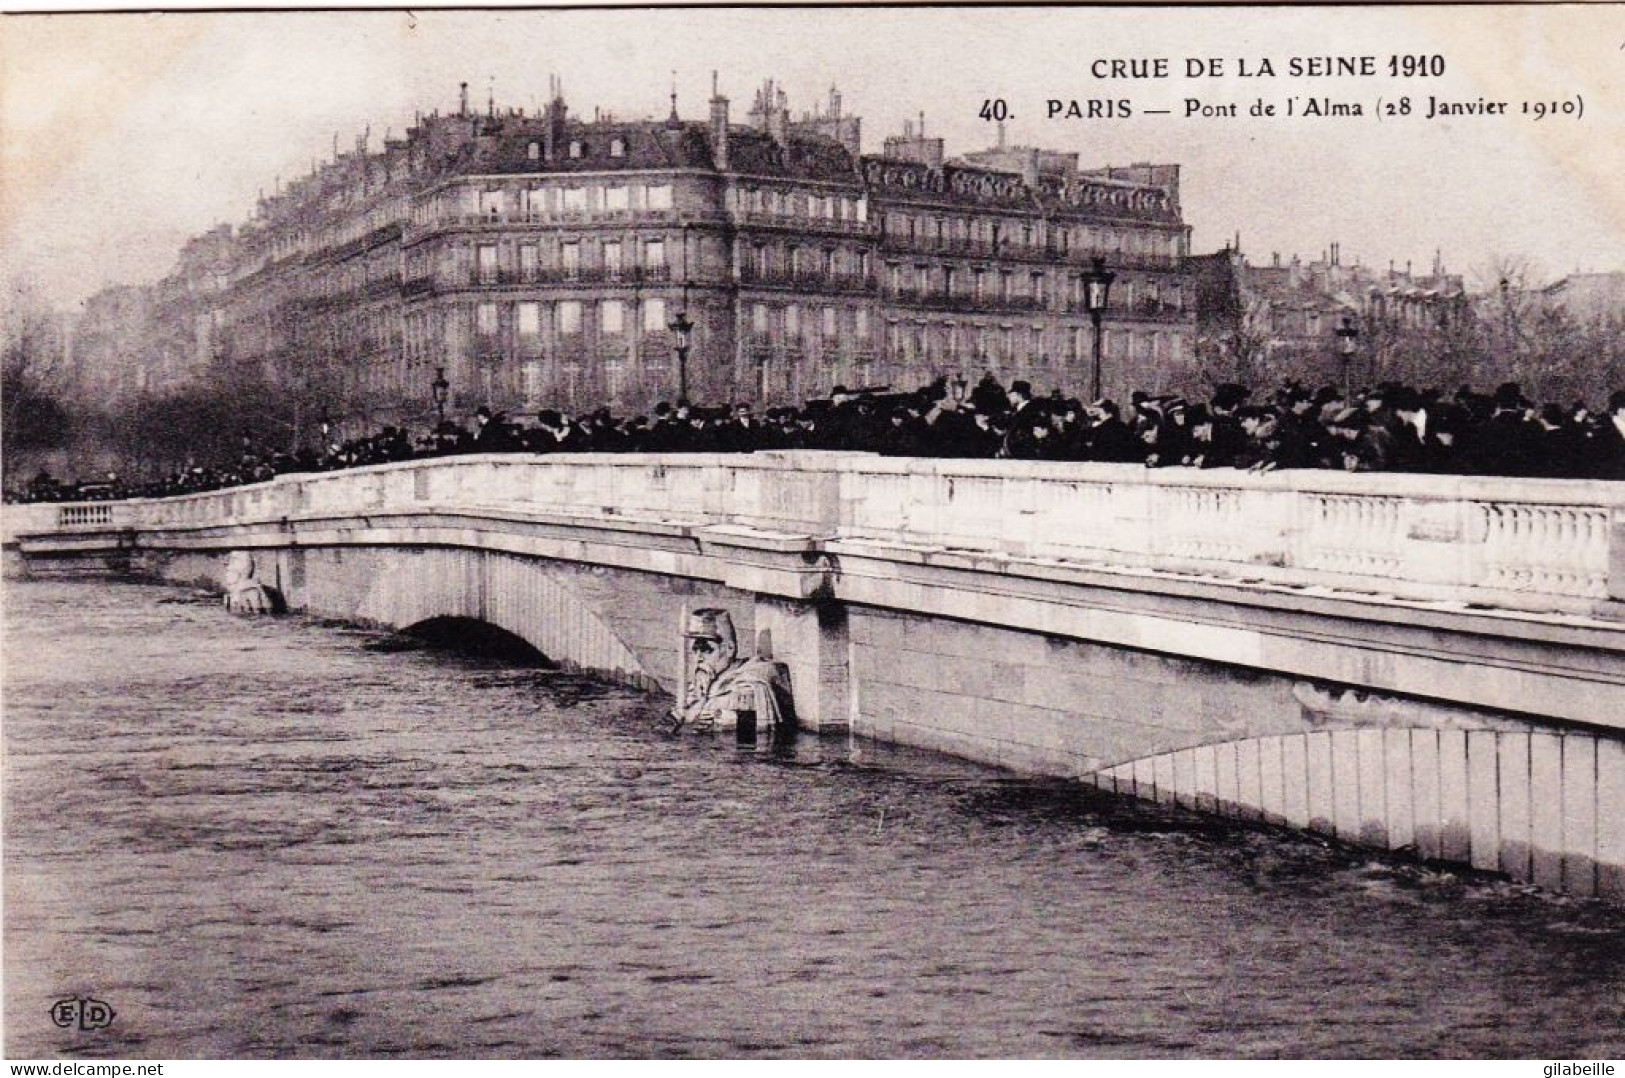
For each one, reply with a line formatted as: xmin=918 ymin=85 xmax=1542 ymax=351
xmin=223 ymin=551 xmax=281 ymax=615
xmin=671 ymin=608 xmax=794 ymax=733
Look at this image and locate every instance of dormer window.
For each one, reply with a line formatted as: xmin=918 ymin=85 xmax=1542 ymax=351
xmin=609 ymin=137 xmax=626 ymax=158
xmin=569 ymin=140 xmax=584 ymax=159
xmin=527 ymin=141 xmax=540 ymax=161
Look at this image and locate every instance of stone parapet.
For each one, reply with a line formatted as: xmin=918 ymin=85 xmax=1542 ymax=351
xmin=14 ymin=453 xmax=1625 ymax=620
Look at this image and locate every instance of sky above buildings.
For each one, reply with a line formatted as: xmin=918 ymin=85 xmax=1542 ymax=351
xmin=2 ymin=5 xmax=1622 ymax=311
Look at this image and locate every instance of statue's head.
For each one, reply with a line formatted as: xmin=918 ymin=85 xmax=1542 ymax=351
xmin=684 ymin=608 xmax=738 ymax=676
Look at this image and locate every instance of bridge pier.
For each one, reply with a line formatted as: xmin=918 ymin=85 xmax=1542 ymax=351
xmin=752 ymin=597 xmax=851 ymax=733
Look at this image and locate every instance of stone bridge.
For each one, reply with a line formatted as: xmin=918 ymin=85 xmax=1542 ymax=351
xmin=7 ymin=452 xmax=1624 ymax=900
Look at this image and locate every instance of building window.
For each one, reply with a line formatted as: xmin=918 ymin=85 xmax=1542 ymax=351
xmin=476 ymin=302 xmax=499 ymax=336
xmin=569 ymin=140 xmax=584 ymax=159
xmin=519 ymin=244 xmax=538 ymax=279
xmin=561 ymin=241 xmax=580 ymax=277
xmin=562 ymin=187 xmax=587 ymax=213
xmin=609 ymin=137 xmax=626 ymax=158
xmin=601 ymin=300 xmax=625 ymax=335
xmin=604 ymin=185 xmax=629 ymax=212
xmin=646 ymin=184 xmax=673 ymax=210
xmin=476 ymin=244 xmax=498 ymax=283
xmin=753 ymin=303 xmax=769 ymax=335
xmin=644 ymin=239 xmax=666 ymax=268
xmin=822 ymin=306 xmax=837 ymax=339
xmin=603 ymin=241 xmax=622 ymax=275
xmin=527 ymin=141 xmax=540 ymax=161
xmin=786 ymin=304 xmax=800 ymax=337
xmin=643 ymin=297 xmax=667 ymax=331
xmin=558 ymin=300 xmax=582 ymax=335
xmin=479 ymin=190 xmax=504 ymax=218
xmin=753 ymin=244 xmax=768 ymax=277
xmin=517 ymin=302 xmax=541 ymax=338
xmin=856 ymin=308 xmax=870 ymax=339
xmin=522 ymin=361 xmax=542 ymax=401
xmin=1031 ymin=326 xmax=1044 ymax=357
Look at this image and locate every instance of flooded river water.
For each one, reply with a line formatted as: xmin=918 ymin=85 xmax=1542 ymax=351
xmin=5 ymin=579 xmax=1623 ymax=1058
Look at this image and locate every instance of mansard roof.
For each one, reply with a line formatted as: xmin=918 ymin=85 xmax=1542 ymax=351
xmin=436 ymin=116 xmax=861 ymax=184
xmin=725 ymin=128 xmax=861 ymax=184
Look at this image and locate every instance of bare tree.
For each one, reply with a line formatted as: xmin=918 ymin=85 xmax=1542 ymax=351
xmin=1 ymin=277 xmax=77 ymax=484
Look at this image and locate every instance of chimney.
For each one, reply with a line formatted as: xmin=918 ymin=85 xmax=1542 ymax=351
xmin=709 ymin=71 xmax=730 ymax=171
xmin=459 ymin=81 xmax=469 ymax=117
xmin=828 ymin=84 xmax=841 ymax=119
xmin=767 ymin=92 xmax=788 ymax=147
xmin=543 ymin=75 xmax=565 ymax=161
xmin=996 ymin=120 xmax=1006 ymax=150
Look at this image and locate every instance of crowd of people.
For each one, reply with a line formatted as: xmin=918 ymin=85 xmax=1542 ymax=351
xmin=9 ymin=374 xmax=1623 ymax=503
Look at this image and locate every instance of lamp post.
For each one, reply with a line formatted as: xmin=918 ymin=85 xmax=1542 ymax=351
xmin=1082 ymin=256 xmax=1116 ymax=401
xmin=669 ymin=310 xmax=694 ymax=404
xmin=1334 ymin=314 xmax=1359 ymax=399
xmin=431 ymin=366 xmax=450 ymax=425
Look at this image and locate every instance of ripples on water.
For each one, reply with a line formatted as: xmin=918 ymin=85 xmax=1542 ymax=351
xmin=4 ymin=580 xmax=1623 ymax=1058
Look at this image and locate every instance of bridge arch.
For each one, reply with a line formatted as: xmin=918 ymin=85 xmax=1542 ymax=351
xmin=296 ymin=546 xmax=657 ymax=690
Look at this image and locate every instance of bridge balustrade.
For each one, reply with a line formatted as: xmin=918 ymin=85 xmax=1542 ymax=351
xmin=834 ymin=458 xmax=1622 ymax=615
xmin=9 ymin=454 xmax=1622 ymax=618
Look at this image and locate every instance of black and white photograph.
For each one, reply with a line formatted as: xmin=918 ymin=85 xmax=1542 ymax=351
xmin=3 ymin=2 xmax=1624 ymax=1062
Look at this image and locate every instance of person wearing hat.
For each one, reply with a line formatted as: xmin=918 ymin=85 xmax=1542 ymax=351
xmin=1079 ymin=398 xmax=1140 ymax=463
xmin=1324 ymin=406 xmax=1370 ymax=471
xmin=1590 ymin=390 xmax=1625 ymax=480
xmin=1360 ymin=384 xmax=1424 ymax=472
xmin=1472 ymin=381 xmax=1541 ymax=476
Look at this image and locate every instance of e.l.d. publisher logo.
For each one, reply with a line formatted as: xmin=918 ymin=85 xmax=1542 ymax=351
xmin=49 ymin=995 xmax=116 ymax=1031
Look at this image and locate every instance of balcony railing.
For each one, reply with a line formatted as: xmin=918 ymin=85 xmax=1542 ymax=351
xmin=738 ymin=266 xmax=877 ymax=293
xmin=469 ymin=264 xmax=675 ymax=288
xmin=733 ymin=211 xmax=873 ymax=235
xmin=889 ymin=290 xmax=1047 ymax=314
xmin=425 ymin=208 xmax=686 ymax=230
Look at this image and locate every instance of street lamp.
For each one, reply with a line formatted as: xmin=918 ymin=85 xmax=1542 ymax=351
xmin=1335 ymin=314 xmax=1360 ymax=398
xmin=1082 ymin=256 xmax=1116 ymax=401
xmin=431 ymin=366 xmax=450 ymax=425
xmin=669 ymin=310 xmax=694 ymax=404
